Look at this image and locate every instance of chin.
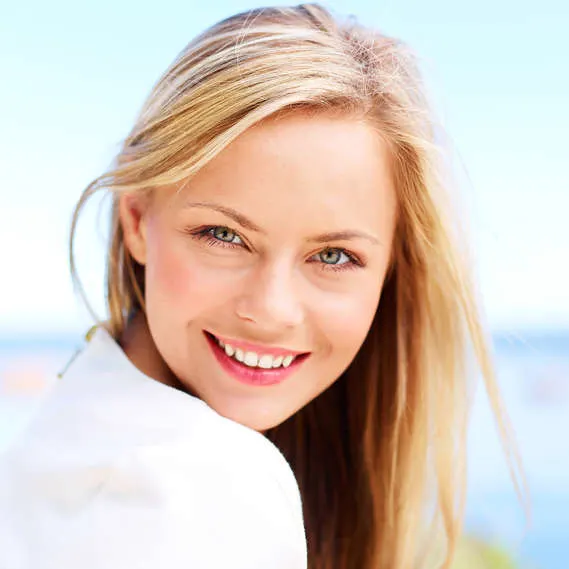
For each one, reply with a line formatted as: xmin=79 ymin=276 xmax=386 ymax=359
xmin=229 ymin=411 xmax=291 ymax=434
xmin=210 ymin=399 xmax=296 ymax=434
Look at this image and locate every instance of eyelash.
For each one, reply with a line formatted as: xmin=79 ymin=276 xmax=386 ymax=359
xmin=189 ymin=225 xmax=364 ymax=272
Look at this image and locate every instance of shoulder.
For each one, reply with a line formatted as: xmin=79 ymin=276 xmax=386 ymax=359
xmin=0 ymin=406 xmax=306 ymax=569
xmin=100 ymin=432 xmax=306 ymax=566
xmin=0 ymin=432 xmax=307 ymax=569
xmin=26 ymin=430 xmax=306 ymax=568
xmin=188 ymin=406 xmax=304 ymax=523
xmin=0 ymin=327 xmax=306 ymax=568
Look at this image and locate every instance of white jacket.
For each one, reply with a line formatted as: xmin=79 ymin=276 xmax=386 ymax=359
xmin=0 ymin=327 xmax=307 ymax=569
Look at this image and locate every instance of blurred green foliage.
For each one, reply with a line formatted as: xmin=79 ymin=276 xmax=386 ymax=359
xmin=452 ymin=536 xmax=524 ymax=569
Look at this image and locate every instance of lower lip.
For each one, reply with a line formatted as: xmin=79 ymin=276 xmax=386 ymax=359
xmin=205 ymin=332 xmax=308 ymax=387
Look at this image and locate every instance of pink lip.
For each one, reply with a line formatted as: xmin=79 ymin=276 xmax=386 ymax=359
xmin=208 ymin=332 xmax=308 ymax=357
xmin=204 ymin=332 xmax=309 ymax=387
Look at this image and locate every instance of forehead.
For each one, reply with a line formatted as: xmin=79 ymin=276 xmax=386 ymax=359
xmin=167 ymin=113 xmax=396 ymax=237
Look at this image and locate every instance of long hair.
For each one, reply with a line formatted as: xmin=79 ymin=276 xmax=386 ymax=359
xmin=69 ymin=4 xmax=525 ymax=568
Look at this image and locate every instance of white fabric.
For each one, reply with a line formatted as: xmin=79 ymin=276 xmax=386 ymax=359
xmin=0 ymin=327 xmax=307 ymax=569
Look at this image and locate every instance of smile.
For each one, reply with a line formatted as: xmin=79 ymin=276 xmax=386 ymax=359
xmin=204 ymin=331 xmax=310 ymax=386
xmin=215 ymin=335 xmax=298 ymax=369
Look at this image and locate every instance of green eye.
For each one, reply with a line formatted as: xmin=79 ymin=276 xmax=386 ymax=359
xmin=190 ymin=225 xmax=246 ymax=250
xmin=319 ymin=248 xmax=349 ymax=265
xmin=212 ymin=226 xmax=241 ymax=244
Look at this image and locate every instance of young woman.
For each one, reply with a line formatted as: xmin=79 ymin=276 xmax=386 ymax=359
xmin=0 ymin=4 xmax=524 ymax=569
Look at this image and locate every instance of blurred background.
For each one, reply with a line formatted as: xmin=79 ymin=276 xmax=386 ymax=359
xmin=0 ymin=0 xmax=567 ymax=567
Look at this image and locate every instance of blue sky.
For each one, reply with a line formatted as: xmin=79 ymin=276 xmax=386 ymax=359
xmin=0 ymin=0 xmax=567 ymax=334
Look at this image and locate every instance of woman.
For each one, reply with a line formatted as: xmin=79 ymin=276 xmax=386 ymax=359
xmin=0 ymin=4 xmax=524 ymax=569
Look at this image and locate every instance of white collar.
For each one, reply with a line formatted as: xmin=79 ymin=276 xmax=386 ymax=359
xmin=29 ymin=325 xmax=278 ymax=457
xmin=55 ymin=325 xmax=214 ymax=435
xmin=15 ymin=325 xmax=302 ymax=513
xmin=0 ymin=326 xmax=308 ymax=569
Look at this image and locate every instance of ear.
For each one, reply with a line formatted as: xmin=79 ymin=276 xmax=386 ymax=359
xmin=119 ymin=192 xmax=149 ymax=265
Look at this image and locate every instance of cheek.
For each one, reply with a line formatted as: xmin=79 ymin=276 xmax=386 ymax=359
xmin=144 ymin=227 xmax=232 ymax=320
xmin=314 ymin=282 xmax=381 ymax=363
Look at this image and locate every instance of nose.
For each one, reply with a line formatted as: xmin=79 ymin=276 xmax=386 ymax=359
xmin=234 ymin=259 xmax=305 ymax=332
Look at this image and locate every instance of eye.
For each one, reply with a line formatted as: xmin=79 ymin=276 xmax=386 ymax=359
xmin=308 ymin=247 xmax=363 ymax=272
xmin=210 ymin=226 xmax=243 ymax=245
xmin=319 ymin=249 xmax=348 ymax=265
xmin=187 ymin=225 xmax=246 ymax=250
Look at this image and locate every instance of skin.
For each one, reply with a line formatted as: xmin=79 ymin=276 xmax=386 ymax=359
xmin=119 ymin=112 xmax=398 ymax=431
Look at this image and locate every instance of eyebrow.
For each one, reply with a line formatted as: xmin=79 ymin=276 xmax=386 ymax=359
xmin=307 ymin=230 xmax=379 ymax=246
xmin=183 ymin=201 xmax=264 ymax=232
xmin=183 ymin=201 xmax=380 ymax=245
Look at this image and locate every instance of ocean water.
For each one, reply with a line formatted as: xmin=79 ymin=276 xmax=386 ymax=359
xmin=0 ymin=331 xmax=567 ymax=568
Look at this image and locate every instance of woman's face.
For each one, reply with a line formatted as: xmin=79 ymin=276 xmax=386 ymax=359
xmin=120 ymin=113 xmax=397 ymax=431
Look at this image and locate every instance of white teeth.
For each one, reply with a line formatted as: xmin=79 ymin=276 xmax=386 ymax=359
xmin=214 ymin=336 xmax=299 ymax=370
xmin=271 ymin=355 xmax=284 ymax=368
xmin=258 ymin=354 xmax=273 ymax=369
xmin=244 ymin=352 xmax=258 ymax=367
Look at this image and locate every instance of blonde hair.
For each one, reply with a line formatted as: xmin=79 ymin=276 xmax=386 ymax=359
xmin=70 ymin=4 xmax=526 ymax=568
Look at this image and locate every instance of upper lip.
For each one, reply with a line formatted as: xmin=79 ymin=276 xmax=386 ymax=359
xmin=206 ymin=331 xmax=309 ymax=357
